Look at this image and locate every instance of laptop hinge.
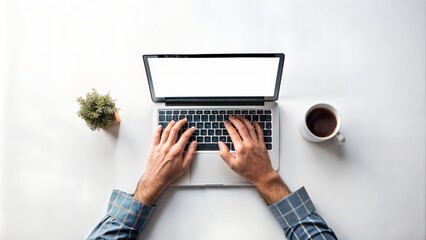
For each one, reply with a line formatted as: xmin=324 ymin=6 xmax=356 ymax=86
xmin=165 ymin=97 xmax=264 ymax=106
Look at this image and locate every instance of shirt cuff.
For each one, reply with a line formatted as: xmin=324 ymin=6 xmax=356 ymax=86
xmin=107 ymin=190 xmax=155 ymax=233
xmin=268 ymin=187 xmax=316 ymax=228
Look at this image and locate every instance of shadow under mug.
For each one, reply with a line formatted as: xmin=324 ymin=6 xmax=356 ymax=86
xmin=299 ymin=103 xmax=345 ymax=145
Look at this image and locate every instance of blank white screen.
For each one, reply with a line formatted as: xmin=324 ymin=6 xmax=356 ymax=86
xmin=148 ymin=57 xmax=280 ymax=98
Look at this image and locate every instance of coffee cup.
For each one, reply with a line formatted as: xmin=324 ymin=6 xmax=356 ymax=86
xmin=299 ymin=103 xmax=345 ymax=145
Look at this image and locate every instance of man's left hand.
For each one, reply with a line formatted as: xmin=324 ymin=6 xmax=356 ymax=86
xmin=134 ymin=118 xmax=197 ymax=205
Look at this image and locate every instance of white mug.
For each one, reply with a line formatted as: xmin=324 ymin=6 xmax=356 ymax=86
xmin=299 ymin=103 xmax=345 ymax=145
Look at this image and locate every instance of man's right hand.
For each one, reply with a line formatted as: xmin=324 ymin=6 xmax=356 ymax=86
xmin=218 ymin=116 xmax=291 ymax=204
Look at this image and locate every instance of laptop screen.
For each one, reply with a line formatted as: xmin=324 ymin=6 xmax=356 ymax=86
xmin=143 ymin=54 xmax=284 ymax=102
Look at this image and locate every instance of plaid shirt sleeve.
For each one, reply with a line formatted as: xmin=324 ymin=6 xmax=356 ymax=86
xmin=87 ymin=190 xmax=155 ymax=240
xmin=268 ymin=187 xmax=338 ymax=240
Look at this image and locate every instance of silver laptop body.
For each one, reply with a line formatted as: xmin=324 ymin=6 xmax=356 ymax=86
xmin=143 ymin=53 xmax=285 ymax=186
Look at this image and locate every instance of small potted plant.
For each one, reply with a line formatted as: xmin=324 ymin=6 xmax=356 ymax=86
xmin=77 ymin=89 xmax=120 ymax=131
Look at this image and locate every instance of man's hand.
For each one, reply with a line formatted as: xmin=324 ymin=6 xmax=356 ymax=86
xmin=134 ymin=118 xmax=197 ymax=205
xmin=219 ymin=116 xmax=291 ymax=204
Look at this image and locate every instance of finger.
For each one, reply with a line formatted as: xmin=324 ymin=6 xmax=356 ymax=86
xmin=175 ymin=126 xmax=196 ymax=150
xmin=182 ymin=141 xmax=198 ymax=169
xmin=167 ymin=118 xmax=188 ymax=145
xmin=160 ymin=120 xmax=175 ymax=144
xmin=218 ymin=141 xmax=235 ymax=168
xmin=254 ymin=121 xmax=265 ymax=145
xmin=238 ymin=116 xmax=257 ymax=140
xmin=228 ymin=116 xmax=251 ymax=141
xmin=152 ymin=125 xmax=162 ymax=146
xmin=224 ymin=120 xmax=243 ymax=147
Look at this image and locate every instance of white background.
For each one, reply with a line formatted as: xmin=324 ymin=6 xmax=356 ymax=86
xmin=0 ymin=0 xmax=424 ymax=239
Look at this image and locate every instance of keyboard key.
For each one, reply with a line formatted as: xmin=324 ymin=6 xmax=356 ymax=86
xmin=197 ymin=123 xmax=203 ymax=128
xmin=204 ymin=110 xmax=211 ymax=114
xmin=220 ymin=122 xmax=225 ymax=128
xmin=227 ymin=136 xmax=232 ymax=142
xmin=197 ymin=144 xmax=219 ymax=151
xmin=186 ymin=115 xmax=193 ymax=122
xmin=265 ymin=110 xmax=272 ymax=114
xmin=194 ymin=130 xmax=200 ymax=135
xmin=212 ymin=110 xmax=218 ymax=114
xmin=201 ymin=115 xmax=209 ymax=121
xmin=223 ymin=129 xmax=229 ymax=135
xmin=205 ymin=136 xmax=211 ymax=142
xmin=159 ymin=122 xmax=168 ymax=128
xmin=249 ymin=110 xmax=256 ymax=114
xmin=234 ymin=110 xmax=241 ymax=114
xmin=201 ymin=130 xmax=207 ymax=135
xmin=196 ymin=110 xmax=203 ymax=114
xmin=257 ymin=110 xmax=263 ymax=114
xmin=219 ymin=136 xmax=226 ymax=142
xmin=159 ymin=110 xmax=165 ymax=114
xmin=263 ymin=130 xmax=272 ymax=136
xmin=188 ymin=110 xmax=195 ymax=114
xmin=212 ymin=136 xmax=218 ymax=142
xmin=266 ymin=122 xmax=272 ymax=129
xmin=215 ymin=129 xmax=222 ymax=135
xmin=260 ymin=115 xmax=271 ymax=121
xmin=208 ymin=130 xmax=215 ymax=135
xmin=172 ymin=115 xmax=178 ymax=121
xmin=181 ymin=110 xmax=187 ymax=114
xmin=209 ymin=115 xmax=216 ymax=121
xmin=166 ymin=110 xmax=172 ymax=114
xmin=159 ymin=115 xmax=165 ymax=121
xmin=173 ymin=110 xmax=179 ymax=114
xmin=264 ymin=137 xmax=272 ymax=142
xmin=266 ymin=144 xmax=272 ymax=150
xmin=179 ymin=115 xmax=185 ymax=120
xmin=197 ymin=136 xmax=204 ymax=142
xmin=212 ymin=122 xmax=219 ymax=128
xmin=242 ymin=110 xmax=248 ymax=114
xmin=227 ymin=110 xmax=233 ymax=114
xmin=205 ymin=122 xmax=211 ymax=128
xmin=166 ymin=115 xmax=172 ymax=121
xmin=217 ymin=115 xmax=224 ymax=121
xmin=188 ymin=122 xmax=196 ymax=128
xmin=194 ymin=115 xmax=201 ymax=122
xmin=252 ymin=115 xmax=259 ymax=121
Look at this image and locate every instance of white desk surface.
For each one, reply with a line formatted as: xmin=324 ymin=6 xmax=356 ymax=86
xmin=0 ymin=1 xmax=424 ymax=239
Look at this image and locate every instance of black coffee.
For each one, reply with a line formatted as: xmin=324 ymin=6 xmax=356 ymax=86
xmin=306 ymin=108 xmax=337 ymax=137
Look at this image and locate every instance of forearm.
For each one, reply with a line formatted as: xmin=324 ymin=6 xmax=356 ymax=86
xmin=268 ymin=187 xmax=337 ymax=240
xmin=88 ymin=190 xmax=155 ymax=240
xmin=254 ymin=172 xmax=291 ymax=205
xmin=134 ymin=176 xmax=165 ymax=206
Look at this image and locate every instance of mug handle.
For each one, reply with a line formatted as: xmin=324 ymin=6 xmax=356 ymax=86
xmin=334 ymin=132 xmax=345 ymax=146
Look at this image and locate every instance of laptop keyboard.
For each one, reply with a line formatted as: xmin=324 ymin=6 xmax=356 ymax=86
xmin=158 ymin=109 xmax=272 ymax=151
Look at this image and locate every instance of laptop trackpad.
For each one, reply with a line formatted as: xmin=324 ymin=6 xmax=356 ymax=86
xmin=190 ymin=153 xmax=249 ymax=185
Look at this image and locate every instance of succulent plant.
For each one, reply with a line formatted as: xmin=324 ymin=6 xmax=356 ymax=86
xmin=77 ymin=89 xmax=119 ymax=131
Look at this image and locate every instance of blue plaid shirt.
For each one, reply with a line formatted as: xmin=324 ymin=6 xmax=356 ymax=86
xmin=88 ymin=187 xmax=337 ymax=240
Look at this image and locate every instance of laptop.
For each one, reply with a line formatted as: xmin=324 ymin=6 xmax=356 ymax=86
xmin=143 ymin=53 xmax=285 ymax=186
